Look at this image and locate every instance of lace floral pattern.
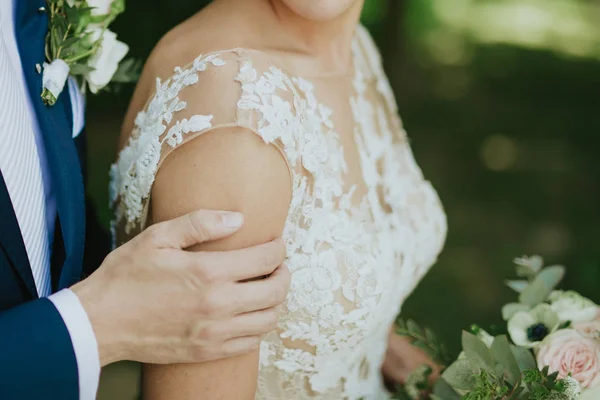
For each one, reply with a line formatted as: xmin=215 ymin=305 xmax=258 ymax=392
xmin=111 ymin=25 xmax=447 ymax=400
xmin=109 ymin=54 xmax=226 ymax=234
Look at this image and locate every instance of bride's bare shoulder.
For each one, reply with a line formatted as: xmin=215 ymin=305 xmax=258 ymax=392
xmin=147 ymin=2 xmax=259 ymax=81
xmin=120 ymin=5 xmax=257 ymax=144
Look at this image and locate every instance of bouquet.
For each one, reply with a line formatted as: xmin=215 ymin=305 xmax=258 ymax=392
xmin=394 ymin=256 xmax=600 ymax=400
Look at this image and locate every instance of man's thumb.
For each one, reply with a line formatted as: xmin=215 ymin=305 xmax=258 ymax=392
xmin=148 ymin=209 xmax=244 ymax=249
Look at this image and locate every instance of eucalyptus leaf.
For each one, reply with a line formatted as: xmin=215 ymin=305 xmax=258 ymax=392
xmin=494 ymin=363 xmax=507 ymax=380
xmin=514 ymin=255 xmax=544 ymax=277
xmin=501 ymin=303 xmax=530 ymax=321
xmin=509 ymin=345 xmax=536 ymax=372
xmin=536 ymin=265 xmax=565 ymax=289
xmin=519 ymin=266 xmax=565 ymax=306
xmin=505 ymin=280 xmax=529 ymax=293
xmin=440 ymin=361 xmax=473 ymax=393
xmin=491 ymin=335 xmax=521 ymax=385
xmin=462 ymin=331 xmax=495 ymax=373
xmin=515 ymin=264 xmax=536 ymax=278
xmin=432 ymin=378 xmax=462 ymax=400
xmin=519 ymin=279 xmax=547 ymax=307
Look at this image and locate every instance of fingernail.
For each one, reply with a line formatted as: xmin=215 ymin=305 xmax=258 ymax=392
xmin=222 ymin=212 xmax=244 ymax=229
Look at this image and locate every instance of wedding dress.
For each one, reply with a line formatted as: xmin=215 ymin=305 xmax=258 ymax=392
xmin=110 ymin=24 xmax=447 ymax=400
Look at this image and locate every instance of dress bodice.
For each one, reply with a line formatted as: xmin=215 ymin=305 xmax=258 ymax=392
xmin=110 ymin=25 xmax=447 ymax=400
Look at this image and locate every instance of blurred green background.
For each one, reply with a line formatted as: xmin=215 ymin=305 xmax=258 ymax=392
xmin=90 ymin=0 xmax=600 ymax=398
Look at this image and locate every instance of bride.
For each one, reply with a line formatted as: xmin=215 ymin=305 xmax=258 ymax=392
xmin=110 ymin=0 xmax=447 ymax=398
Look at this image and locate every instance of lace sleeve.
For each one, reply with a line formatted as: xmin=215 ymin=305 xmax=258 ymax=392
xmin=110 ymin=50 xmax=295 ymax=245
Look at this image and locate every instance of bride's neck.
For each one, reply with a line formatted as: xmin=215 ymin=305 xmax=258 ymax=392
xmin=224 ymin=0 xmax=364 ymax=73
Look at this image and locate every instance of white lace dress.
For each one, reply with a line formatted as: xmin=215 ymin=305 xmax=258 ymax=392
xmin=110 ymin=25 xmax=447 ymax=400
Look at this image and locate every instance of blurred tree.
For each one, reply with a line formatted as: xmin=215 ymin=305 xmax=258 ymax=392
xmin=382 ymin=0 xmax=404 ymax=90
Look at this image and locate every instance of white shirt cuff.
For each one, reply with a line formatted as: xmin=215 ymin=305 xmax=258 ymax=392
xmin=49 ymin=289 xmax=101 ymax=400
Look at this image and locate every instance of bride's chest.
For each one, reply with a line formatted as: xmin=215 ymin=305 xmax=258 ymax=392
xmin=279 ymin=78 xmax=447 ymax=310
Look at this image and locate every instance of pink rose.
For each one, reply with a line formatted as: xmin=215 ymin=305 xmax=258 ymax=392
xmin=536 ymin=329 xmax=600 ymax=388
xmin=574 ymin=310 xmax=600 ymax=339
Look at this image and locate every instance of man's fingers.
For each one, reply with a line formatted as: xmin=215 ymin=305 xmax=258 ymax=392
xmin=220 ymin=336 xmax=262 ymax=358
xmin=265 ymin=262 xmax=291 ymax=293
xmin=221 ymin=308 xmax=280 ymax=338
xmin=186 ymin=238 xmax=286 ymax=282
xmin=225 ymin=265 xmax=290 ymax=314
xmin=147 ymin=209 xmax=244 ymax=249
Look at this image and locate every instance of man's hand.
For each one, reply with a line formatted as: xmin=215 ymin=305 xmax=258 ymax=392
xmin=71 ymin=209 xmax=290 ymax=366
xmin=382 ymin=333 xmax=441 ymax=387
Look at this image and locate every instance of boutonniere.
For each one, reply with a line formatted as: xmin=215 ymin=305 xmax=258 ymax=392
xmin=41 ymin=0 xmax=140 ymax=106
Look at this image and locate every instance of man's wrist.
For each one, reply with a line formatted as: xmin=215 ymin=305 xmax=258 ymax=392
xmin=71 ymin=277 xmax=125 ymax=366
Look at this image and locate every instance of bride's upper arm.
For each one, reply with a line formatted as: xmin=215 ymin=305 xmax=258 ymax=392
xmin=118 ymin=31 xmax=293 ymax=399
xmin=152 ymin=124 xmax=292 ymax=250
xmin=143 ymin=115 xmax=292 ymax=400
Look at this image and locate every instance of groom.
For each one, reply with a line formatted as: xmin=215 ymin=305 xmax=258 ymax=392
xmin=0 ymin=1 xmax=290 ymax=399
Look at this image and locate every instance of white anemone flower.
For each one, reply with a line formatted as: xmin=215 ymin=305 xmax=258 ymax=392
xmin=508 ymin=303 xmax=559 ymax=347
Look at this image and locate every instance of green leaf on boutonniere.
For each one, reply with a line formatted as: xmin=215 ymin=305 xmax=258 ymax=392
xmin=64 ymin=4 xmax=81 ymax=27
xmin=75 ymin=9 xmax=95 ymax=33
xmin=111 ymin=58 xmax=142 ymax=84
xmin=110 ymin=0 xmax=126 ymax=16
xmin=69 ymin=63 xmax=95 ymax=76
xmin=59 ymin=36 xmax=81 ymax=51
xmin=42 ymin=0 xmax=134 ymax=105
xmin=462 ymin=331 xmax=495 ymax=373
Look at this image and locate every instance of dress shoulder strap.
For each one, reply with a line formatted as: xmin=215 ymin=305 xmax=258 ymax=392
xmin=110 ymin=49 xmax=301 ymax=243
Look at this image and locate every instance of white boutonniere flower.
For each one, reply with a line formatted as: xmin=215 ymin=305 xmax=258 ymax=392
xmin=84 ymin=27 xmax=129 ymax=93
xmin=41 ymin=0 xmax=140 ymax=106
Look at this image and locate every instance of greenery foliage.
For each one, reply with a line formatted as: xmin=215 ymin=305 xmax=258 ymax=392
xmin=393 ymin=256 xmax=598 ymax=399
xmin=43 ymin=0 xmax=139 ymax=104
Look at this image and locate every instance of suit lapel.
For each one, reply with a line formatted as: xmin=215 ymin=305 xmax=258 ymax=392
xmin=0 ymin=172 xmax=37 ymax=297
xmin=15 ymin=0 xmax=86 ymax=290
